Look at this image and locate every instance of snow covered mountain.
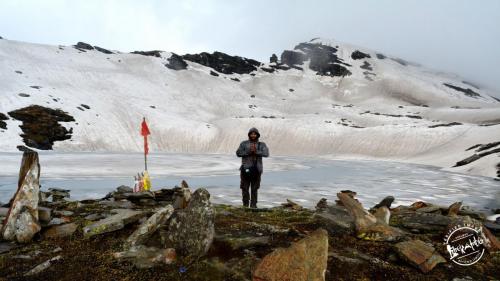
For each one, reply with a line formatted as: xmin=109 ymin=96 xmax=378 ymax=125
xmin=1 ymin=37 xmax=499 ymax=177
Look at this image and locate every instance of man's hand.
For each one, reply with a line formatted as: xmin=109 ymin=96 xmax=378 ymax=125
xmin=250 ymin=143 xmax=256 ymax=154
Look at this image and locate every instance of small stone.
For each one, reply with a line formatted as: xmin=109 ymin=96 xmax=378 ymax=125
xmin=281 ymin=199 xmax=302 ymax=210
xmin=252 ymin=228 xmax=328 ymax=281
xmin=38 ymin=207 xmax=52 ymax=223
xmin=373 ymin=206 xmax=390 ymax=224
xmin=113 ymin=245 xmax=176 ymax=268
xmin=98 ymin=199 xmax=135 ymax=209
xmin=116 ymin=185 xmax=133 ymax=193
xmin=48 ymin=217 xmax=71 ymax=226
xmin=216 ymin=235 xmax=270 ymax=251
xmin=0 ymin=207 xmax=9 ymax=217
xmin=125 ymin=205 xmax=174 ymax=249
xmin=53 ymin=210 xmax=74 ymax=217
xmin=447 ymin=202 xmax=462 ymax=216
xmin=25 ymin=255 xmax=62 ymax=276
xmin=416 ymin=205 xmax=441 ymax=213
xmin=315 ymin=198 xmax=328 ymax=211
xmin=371 ymin=196 xmax=395 ymax=210
xmin=84 ymin=213 xmax=106 ymax=221
xmin=44 ymin=223 xmax=78 ymax=239
xmin=83 ymin=209 xmax=145 ymax=238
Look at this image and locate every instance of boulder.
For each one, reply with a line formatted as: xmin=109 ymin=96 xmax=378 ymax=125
xmin=252 ymin=228 xmax=328 ymax=281
xmin=83 ymin=209 xmax=145 ymax=238
xmin=390 ymin=211 xmax=457 ymax=233
xmin=314 ymin=204 xmax=355 ymax=235
xmin=394 ymin=240 xmax=446 ymax=273
xmin=44 ymin=223 xmax=78 ymax=239
xmin=337 ymin=193 xmax=405 ymax=241
xmin=125 ymin=205 xmax=174 ymax=249
xmin=2 ymin=151 xmax=41 ymax=243
xmin=113 ymin=245 xmax=176 ymax=269
xmin=161 ymin=188 xmax=215 ymax=258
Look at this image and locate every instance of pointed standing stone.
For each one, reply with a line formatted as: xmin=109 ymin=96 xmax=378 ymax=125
xmin=1 ymin=151 xmax=41 ymax=243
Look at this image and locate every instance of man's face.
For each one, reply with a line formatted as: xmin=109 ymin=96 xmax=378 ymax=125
xmin=249 ymin=132 xmax=257 ymax=140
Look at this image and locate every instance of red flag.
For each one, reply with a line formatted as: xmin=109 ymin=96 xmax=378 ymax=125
xmin=141 ymin=118 xmax=150 ymax=155
xmin=141 ymin=118 xmax=151 ymax=137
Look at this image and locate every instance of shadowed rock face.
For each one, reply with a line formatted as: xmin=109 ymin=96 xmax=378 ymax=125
xmin=131 ymin=50 xmax=163 ymax=57
xmin=183 ymin=52 xmax=260 ymax=75
xmin=165 ymin=53 xmax=187 ymax=70
xmin=0 ymin=112 xmax=8 ymax=129
xmin=8 ymin=105 xmax=75 ymax=150
xmin=351 ymin=50 xmax=371 ymax=60
xmin=443 ymin=83 xmax=481 ymax=98
xmin=280 ymin=50 xmax=307 ymax=66
xmin=290 ymin=42 xmax=352 ymax=77
xmin=73 ymin=42 xmax=94 ymax=51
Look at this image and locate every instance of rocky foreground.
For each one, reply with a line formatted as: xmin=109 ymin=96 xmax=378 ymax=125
xmin=1 ymin=152 xmax=500 ymax=281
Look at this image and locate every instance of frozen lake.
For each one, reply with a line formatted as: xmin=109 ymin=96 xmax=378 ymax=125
xmin=0 ymin=152 xmax=498 ymax=212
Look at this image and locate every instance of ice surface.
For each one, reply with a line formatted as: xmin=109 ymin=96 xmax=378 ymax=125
xmin=0 ymin=153 xmax=497 ymax=212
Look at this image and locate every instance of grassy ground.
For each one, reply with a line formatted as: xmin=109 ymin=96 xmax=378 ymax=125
xmin=1 ymin=204 xmax=499 ymax=281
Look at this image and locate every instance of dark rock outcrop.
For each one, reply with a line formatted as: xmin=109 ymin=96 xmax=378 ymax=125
xmin=443 ymin=83 xmax=481 ymax=98
xmin=292 ymin=42 xmax=352 ymax=77
xmin=8 ymin=105 xmax=75 ymax=150
xmin=182 ymin=51 xmax=260 ymax=75
xmin=280 ymin=50 xmax=307 ymax=66
xmin=428 ymin=122 xmax=462 ymax=128
xmin=73 ymin=42 xmax=94 ymax=52
xmin=131 ymin=50 xmax=163 ymax=57
xmin=376 ymin=53 xmax=386 ymax=59
xmin=93 ymin=46 xmax=113 ymax=54
xmin=270 ymin=53 xmax=278 ymax=63
xmin=209 ymin=70 xmax=219 ymax=77
xmin=0 ymin=112 xmax=8 ymax=129
xmin=351 ymin=50 xmax=371 ymax=60
xmin=360 ymin=61 xmax=373 ymax=71
xmin=165 ymin=53 xmax=187 ymax=70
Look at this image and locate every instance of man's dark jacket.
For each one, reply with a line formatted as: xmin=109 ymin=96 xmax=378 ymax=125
xmin=236 ymin=128 xmax=269 ymax=173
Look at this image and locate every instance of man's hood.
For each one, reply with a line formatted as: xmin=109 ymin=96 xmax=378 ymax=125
xmin=248 ymin=127 xmax=260 ymax=138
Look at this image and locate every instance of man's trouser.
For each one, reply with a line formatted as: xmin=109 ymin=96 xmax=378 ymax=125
xmin=240 ymin=171 xmax=261 ymax=207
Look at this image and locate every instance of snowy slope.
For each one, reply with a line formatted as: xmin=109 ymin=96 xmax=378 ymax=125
xmin=0 ymin=37 xmax=499 ymax=177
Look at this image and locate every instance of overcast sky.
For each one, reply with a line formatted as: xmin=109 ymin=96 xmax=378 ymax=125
xmin=1 ymin=0 xmax=499 ymax=92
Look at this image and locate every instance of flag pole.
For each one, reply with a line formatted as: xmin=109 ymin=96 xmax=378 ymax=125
xmin=144 ymin=136 xmax=148 ymax=171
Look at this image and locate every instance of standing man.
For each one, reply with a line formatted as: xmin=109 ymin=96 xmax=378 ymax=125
xmin=236 ymin=128 xmax=269 ymax=208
